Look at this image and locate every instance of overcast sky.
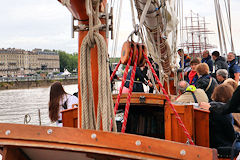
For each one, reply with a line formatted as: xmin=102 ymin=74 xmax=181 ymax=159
xmin=0 ymin=0 xmax=239 ymax=56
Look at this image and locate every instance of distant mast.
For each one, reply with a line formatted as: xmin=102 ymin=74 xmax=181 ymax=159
xmin=180 ymin=11 xmax=215 ymax=58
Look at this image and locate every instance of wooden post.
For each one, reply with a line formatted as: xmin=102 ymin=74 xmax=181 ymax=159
xmin=76 ymin=0 xmax=107 ymax=129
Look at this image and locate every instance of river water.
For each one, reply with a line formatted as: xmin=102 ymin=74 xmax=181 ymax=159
xmin=0 ymin=84 xmax=78 ymax=126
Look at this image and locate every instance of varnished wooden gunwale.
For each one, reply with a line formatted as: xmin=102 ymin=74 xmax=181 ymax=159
xmin=112 ymin=93 xmax=167 ymax=105
xmin=0 ymin=123 xmax=217 ymax=160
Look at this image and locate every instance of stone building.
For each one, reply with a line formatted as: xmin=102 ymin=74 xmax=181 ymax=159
xmin=0 ymin=48 xmax=60 ymax=77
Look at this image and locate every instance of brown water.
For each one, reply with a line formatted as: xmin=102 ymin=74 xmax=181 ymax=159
xmin=0 ymin=84 xmax=78 ymax=126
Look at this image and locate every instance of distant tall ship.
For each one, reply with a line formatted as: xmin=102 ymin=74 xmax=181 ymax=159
xmin=179 ymin=11 xmax=216 ymax=58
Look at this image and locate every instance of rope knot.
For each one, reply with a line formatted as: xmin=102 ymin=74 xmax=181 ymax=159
xmin=87 ymin=31 xmax=96 ymax=48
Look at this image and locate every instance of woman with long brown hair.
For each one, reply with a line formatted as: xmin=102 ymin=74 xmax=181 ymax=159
xmin=202 ymin=84 xmax=240 ymax=154
xmin=49 ymin=82 xmax=78 ymax=126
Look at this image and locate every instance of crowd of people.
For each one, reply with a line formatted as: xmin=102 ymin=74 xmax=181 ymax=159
xmin=176 ymin=49 xmax=240 ymax=155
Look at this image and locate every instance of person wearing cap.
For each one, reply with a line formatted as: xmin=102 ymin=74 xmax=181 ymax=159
xmin=175 ymin=80 xmax=208 ymax=104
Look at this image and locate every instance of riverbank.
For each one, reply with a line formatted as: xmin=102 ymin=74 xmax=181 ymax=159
xmin=0 ymin=78 xmax=77 ymax=90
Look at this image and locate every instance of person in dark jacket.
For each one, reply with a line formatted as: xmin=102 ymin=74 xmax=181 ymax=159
xmin=201 ymin=50 xmax=213 ymax=73
xmin=201 ymin=84 xmax=240 ymax=152
xmin=124 ymin=65 xmax=153 ymax=92
xmin=209 ymin=110 xmax=237 ymax=149
xmin=195 ymin=63 xmax=218 ymax=101
xmin=212 ymin=51 xmax=228 ymax=78
xmin=227 ymin=52 xmax=240 ymax=84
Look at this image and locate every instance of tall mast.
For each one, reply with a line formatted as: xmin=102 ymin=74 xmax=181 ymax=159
xmin=180 ymin=11 xmax=215 ymax=58
xmin=190 ymin=11 xmax=194 ymax=57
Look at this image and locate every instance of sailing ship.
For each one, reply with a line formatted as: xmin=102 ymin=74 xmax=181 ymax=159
xmin=0 ymin=0 xmax=238 ymax=159
xmin=179 ymin=11 xmax=216 ymax=58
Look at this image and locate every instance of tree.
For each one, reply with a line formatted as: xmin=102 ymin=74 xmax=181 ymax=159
xmin=58 ymin=50 xmax=78 ymax=72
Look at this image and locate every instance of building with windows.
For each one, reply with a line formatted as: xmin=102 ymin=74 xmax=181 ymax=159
xmin=0 ymin=48 xmax=60 ymax=77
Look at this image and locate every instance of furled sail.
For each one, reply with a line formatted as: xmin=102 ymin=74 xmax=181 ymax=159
xmin=134 ymin=0 xmax=178 ymax=76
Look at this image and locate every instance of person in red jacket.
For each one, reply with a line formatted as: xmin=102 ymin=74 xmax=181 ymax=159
xmin=185 ymin=58 xmax=200 ymax=85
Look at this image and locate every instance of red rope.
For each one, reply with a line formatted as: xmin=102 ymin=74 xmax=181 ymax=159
xmin=142 ymin=53 xmax=194 ymax=145
xmin=121 ymin=49 xmax=139 ymax=133
xmin=110 ymin=60 xmax=121 ymax=82
xmin=110 ymin=48 xmax=133 ymax=130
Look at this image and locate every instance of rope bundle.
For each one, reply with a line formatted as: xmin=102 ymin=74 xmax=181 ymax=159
xmin=80 ymin=0 xmax=116 ymax=131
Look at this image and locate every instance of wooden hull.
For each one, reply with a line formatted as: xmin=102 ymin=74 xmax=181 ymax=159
xmin=0 ymin=123 xmax=218 ymax=160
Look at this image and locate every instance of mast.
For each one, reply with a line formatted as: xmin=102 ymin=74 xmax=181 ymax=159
xmin=58 ymin=0 xmax=108 ymax=129
xmin=190 ymin=11 xmax=195 ymax=57
xmin=197 ymin=13 xmax=202 ymax=54
xmin=180 ymin=11 xmax=215 ymax=58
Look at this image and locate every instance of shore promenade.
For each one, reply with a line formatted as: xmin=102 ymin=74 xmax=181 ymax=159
xmin=0 ymin=75 xmax=77 ymax=90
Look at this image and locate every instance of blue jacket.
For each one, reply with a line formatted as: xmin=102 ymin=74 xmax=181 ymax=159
xmin=228 ymin=59 xmax=240 ymax=79
xmin=179 ymin=54 xmax=191 ymax=68
xmin=202 ymin=55 xmax=213 ymax=73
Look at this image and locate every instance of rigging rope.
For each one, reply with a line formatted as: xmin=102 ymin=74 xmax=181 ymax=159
xmin=223 ymin=0 xmax=234 ymax=52
xmin=130 ymin=0 xmax=137 ymax=28
xmin=227 ymin=0 xmax=234 ymax=52
xmin=214 ymin=0 xmax=223 ymax=55
xmin=110 ymin=60 xmax=121 ymax=82
xmin=217 ymin=0 xmax=231 ymax=51
xmin=111 ymin=44 xmax=194 ymax=143
xmin=217 ymin=0 xmax=227 ymax=55
xmin=214 ymin=0 xmax=235 ymax=56
xmin=80 ymin=0 xmax=116 ymax=131
xmin=110 ymin=48 xmax=133 ymax=130
xmin=112 ymin=0 xmax=123 ymax=57
xmin=138 ymin=0 xmax=151 ymax=29
xmin=142 ymin=52 xmax=194 ymax=145
xmin=121 ymin=48 xmax=139 ymax=133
